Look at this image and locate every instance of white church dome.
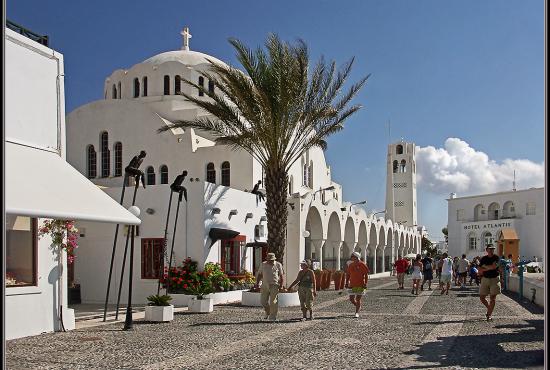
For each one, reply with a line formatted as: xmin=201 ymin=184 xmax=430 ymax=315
xmin=142 ymin=50 xmax=226 ymax=68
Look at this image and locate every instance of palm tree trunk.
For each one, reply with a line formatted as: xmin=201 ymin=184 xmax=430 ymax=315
xmin=264 ymin=165 xmax=288 ymax=261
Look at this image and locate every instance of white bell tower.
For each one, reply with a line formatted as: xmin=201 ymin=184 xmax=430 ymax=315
xmin=385 ymin=140 xmax=417 ymax=226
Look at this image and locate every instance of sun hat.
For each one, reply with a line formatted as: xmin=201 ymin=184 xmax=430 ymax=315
xmin=351 ymin=251 xmax=361 ymax=259
xmin=300 ymin=260 xmax=309 ymax=266
xmin=486 ymin=244 xmax=496 ymax=249
xmin=266 ymin=252 xmax=277 ymax=260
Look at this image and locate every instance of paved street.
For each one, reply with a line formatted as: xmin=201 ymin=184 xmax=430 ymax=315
xmin=6 ymin=277 xmax=544 ymax=369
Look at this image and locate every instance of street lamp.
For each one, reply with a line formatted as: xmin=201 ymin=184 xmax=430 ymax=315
xmin=370 ymin=210 xmax=386 ymax=218
xmin=349 ymin=200 xmax=367 ymax=211
xmin=123 ymin=206 xmax=140 ymax=331
xmin=313 ymin=185 xmax=335 ymax=200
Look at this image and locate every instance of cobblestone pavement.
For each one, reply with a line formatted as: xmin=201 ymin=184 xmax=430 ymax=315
xmin=6 ymin=277 xmax=545 ymax=369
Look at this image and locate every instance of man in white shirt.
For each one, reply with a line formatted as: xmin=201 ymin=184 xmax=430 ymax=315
xmin=457 ymin=254 xmax=470 ymax=289
xmin=439 ymin=253 xmax=453 ymax=295
xmin=255 ymin=252 xmax=285 ymax=321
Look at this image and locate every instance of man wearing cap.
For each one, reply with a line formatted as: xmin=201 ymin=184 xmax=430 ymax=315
xmin=255 ymin=252 xmax=285 ymax=321
xmin=288 ymin=259 xmax=317 ymax=320
xmin=478 ymin=244 xmax=501 ymax=321
xmin=344 ymin=252 xmax=369 ymax=318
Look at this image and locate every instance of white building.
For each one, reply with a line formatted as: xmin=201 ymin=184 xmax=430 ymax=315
xmin=66 ymin=28 xmax=423 ymax=304
xmin=5 ymin=22 xmax=140 ymax=339
xmin=447 ymin=187 xmax=544 ymax=264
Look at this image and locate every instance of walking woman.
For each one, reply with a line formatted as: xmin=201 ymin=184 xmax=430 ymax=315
xmin=411 ymin=254 xmax=423 ymax=295
xmin=288 ymin=260 xmax=317 ymax=320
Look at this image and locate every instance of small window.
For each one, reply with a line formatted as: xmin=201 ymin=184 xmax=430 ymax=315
xmin=198 ymin=76 xmax=204 ymax=96
xmin=133 ymin=78 xmax=140 ymax=98
xmin=160 ymin=165 xmax=169 ymax=184
xmin=393 ymin=160 xmax=398 ymax=173
xmin=303 ymin=163 xmax=308 ymax=187
xmin=118 ymin=82 xmax=122 ymax=99
xmin=308 ymin=161 xmax=314 ymax=189
xmin=87 ymin=145 xmax=97 ymax=178
xmin=146 ymin=166 xmax=156 ymax=185
xmin=468 ymin=232 xmax=477 ymax=250
xmin=208 ymin=80 xmax=215 ymax=94
xmin=400 ymin=160 xmax=406 ymax=173
xmin=114 ymin=142 xmax=122 ymax=177
xmin=288 ymin=176 xmax=293 ymax=195
xmin=6 ymin=216 xmax=37 ymax=287
xmin=112 ymin=84 xmax=117 ymax=99
xmin=456 ymin=209 xmax=464 ymax=221
xmin=526 ymin=202 xmax=536 ymax=215
xmin=141 ymin=238 xmax=164 ymax=279
xmin=164 ymin=75 xmax=170 ymax=95
xmin=206 ymin=162 xmax=216 ymax=183
xmin=396 ymin=145 xmax=403 ymax=155
xmin=221 ymin=162 xmax=230 ymax=186
xmin=100 ymin=132 xmax=110 ymax=178
xmin=142 ymin=76 xmax=148 ymax=97
xmin=175 ymin=76 xmax=181 ymax=94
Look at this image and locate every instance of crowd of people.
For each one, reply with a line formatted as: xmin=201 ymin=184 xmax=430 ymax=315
xmin=254 ymin=244 xmax=521 ymax=323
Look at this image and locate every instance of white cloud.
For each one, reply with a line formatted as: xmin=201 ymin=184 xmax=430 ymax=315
xmin=416 ymin=138 xmax=544 ymax=196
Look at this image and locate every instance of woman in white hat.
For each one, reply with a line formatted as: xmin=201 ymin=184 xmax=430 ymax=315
xmin=288 ymin=259 xmax=317 ymax=320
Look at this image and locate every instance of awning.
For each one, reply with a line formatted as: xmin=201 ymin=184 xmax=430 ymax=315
xmin=208 ymin=227 xmax=239 ymax=247
xmin=245 ymin=241 xmax=268 ymax=249
xmin=5 ymin=142 xmax=141 ymax=225
xmin=498 ymin=228 xmax=519 ymax=240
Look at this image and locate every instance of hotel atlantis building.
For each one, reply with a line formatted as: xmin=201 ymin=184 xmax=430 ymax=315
xmin=446 ymin=187 xmax=544 ymax=265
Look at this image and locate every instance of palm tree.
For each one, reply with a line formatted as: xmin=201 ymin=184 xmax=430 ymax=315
xmin=158 ymin=34 xmax=369 ymax=261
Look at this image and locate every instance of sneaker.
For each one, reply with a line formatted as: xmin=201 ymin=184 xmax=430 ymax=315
xmin=300 ymin=317 xmax=307 ymax=322
xmin=354 ymin=313 xmax=359 ymax=318
xmin=263 ymin=315 xmax=269 ymax=320
xmin=268 ymin=317 xmax=278 ymax=322
xmin=428 ymin=287 xmax=432 ymax=291
xmin=486 ymin=314 xmax=493 ymax=322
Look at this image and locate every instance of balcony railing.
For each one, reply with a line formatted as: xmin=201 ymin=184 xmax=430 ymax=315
xmin=7 ymin=20 xmax=49 ymax=47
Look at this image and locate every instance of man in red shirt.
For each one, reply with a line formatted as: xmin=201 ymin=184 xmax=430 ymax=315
xmin=395 ymin=256 xmax=409 ymax=289
xmin=345 ymin=252 xmax=369 ymax=318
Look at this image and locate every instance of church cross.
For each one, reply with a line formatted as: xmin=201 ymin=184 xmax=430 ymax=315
xmin=181 ymin=27 xmax=192 ymax=51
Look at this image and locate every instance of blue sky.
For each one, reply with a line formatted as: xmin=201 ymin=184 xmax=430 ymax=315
xmin=7 ymin=0 xmax=545 ymax=241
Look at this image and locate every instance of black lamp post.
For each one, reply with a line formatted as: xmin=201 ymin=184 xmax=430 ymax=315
xmin=123 ymin=206 xmax=140 ymax=331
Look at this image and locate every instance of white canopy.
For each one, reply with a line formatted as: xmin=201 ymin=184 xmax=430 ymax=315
xmin=5 ymin=142 xmax=140 ymax=225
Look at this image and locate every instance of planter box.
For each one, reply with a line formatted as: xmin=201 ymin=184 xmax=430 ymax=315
xmin=241 ymin=291 xmax=300 ymax=307
xmin=145 ymin=305 xmax=174 ymax=322
xmin=171 ymin=290 xmax=245 ymax=307
xmin=189 ymin=298 xmax=213 ymax=313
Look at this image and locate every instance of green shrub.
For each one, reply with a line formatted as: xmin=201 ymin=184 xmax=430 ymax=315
xmin=146 ymin=294 xmax=172 ymax=306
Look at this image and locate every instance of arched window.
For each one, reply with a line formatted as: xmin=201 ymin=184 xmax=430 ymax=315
xmin=87 ymin=145 xmax=97 ymax=178
xmin=206 ymin=163 xmax=216 ymax=183
xmin=164 ymin=75 xmax=170 ymax=95
xmin=146 ymin=166 xmax=156 ymax=185
xmin=142 ymin=76 xmax=148 ymax=97
xmin=400 ymin=160 xmax=406 ymax=173
xmin=159 ymin=165 xmax=169 ymax=184
xmin=133 ymin=78 xmax=140 ymax=98
xmin=221 ymin=161 xmax=230 ymax=186
xmin=175 ymin=76 xmax=181 ymax=94
xmin=100 ymin=132 xmax=110 ymax=177
xmin=482 ymin=232 xmax=493 ymax=249
xmin=488 ymin=202 xmax=500 ymax=220
xmin=208 ymin=80 xmax=215 ymax=94
xmin=118 ymin=82 xmax=122 ymax=99
xmin=114 ymin=142 xmax=122 ymax=177
xmin=303 ymin=162 xmax=309 ymax=187
xmin=396 ymin=145 xmax=403 ymax=155
xmin=393 ymin=160 xmax=398 ymax=173
xmin=502 ymin=201 xmax=515 ymax=218
xmin=112 ymin=84 xmax=117 ymax=99
xmin=474 ymin=204 xmax=484 ymax=221
xmin=198 ymin=76 xmax=204 ymax=96
xmin=468 ymin=232 xmax=477 ymax=250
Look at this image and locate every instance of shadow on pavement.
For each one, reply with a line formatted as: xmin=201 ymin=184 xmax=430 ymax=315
xmin=394 ymin=319 xmax=544 ymax=370
xmin=501 ymin=291 xmax=544 ymax=315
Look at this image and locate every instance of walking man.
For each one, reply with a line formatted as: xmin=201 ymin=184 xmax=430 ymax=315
xmin=439 ymin=253 xmax=453 ymax=295
xmin=345 ymin=251 xmax=369 ymax=318
xmin=478 ymin=244 xmax=501 ymax=321
xmin=420 ymin=253 xmax=434 ymax=291
xmin=395 ymin=256 xmax=409 ymax=289
xmin=255 ymin=252 xmax=285 ymax=321
xmin=457 ymin=254 xmax=470 ymax=289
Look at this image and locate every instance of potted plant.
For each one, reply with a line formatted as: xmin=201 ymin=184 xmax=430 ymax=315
xmin=314 ymin=269 xmax=322 ymax=291
xmin=188 ymin=280 xmax=214 ymax=313
xmin=333 ymin=271 xmax=343 ymax=290
xmin=145 ymin=294 xmax=174 ymax=322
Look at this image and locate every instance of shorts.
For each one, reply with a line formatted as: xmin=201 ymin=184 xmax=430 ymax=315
xmin=348 ymin=287 xmax=366 ymax=296
xmin=480 ymin=277 xmax=501 ymax=296
xmin=440 ymin=274 xmax=451 ymax=284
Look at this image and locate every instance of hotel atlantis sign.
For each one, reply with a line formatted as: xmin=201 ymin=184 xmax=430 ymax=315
xmin=463 ymin=221 xmax=513 ymax=231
